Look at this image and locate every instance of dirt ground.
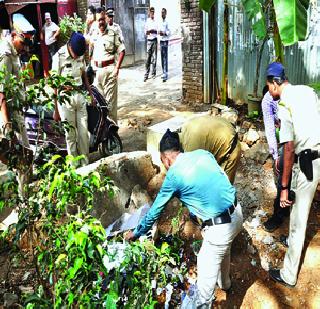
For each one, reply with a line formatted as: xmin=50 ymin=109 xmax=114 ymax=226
xmin=1 ymin=42 xmax=320 ymax=308
xmin=115 ymin=42 xmax=320 ymax=308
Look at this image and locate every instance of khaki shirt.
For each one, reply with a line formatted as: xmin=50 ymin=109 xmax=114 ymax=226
xmin=278 ymin=84 xmax=320 ymax=154
xmin=0 ymin=39 xmax=21 ymax=93
xmin=52 ymin=45 xmax=85 ymax=86
xmin=109 ymin=23 xmax=124 ymax=42
xmin=92 ymin=26 xmax=125 ymax=62
xmin=180 ymin=115 xmax=237 ymax=165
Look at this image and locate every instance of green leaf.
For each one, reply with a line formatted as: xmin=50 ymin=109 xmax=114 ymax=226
xmin=55 ymin=253 xmax=67 ymax=266
xmin=105 ymin=293 xmax=117 ymax=309
xmin=273 ymin=0 xmax=310 ymax=46
xmin=97 ymin=244 xmax=104 ymax=257
xmin=55 ymin=238 xmax=61 ymax=249
xmin=68 ymin=292 xmax=74 ymax=305
xmin=199 ymin=0 xmax=216 ymax=12
xmin=241 ymin=0 xmax=267 ymax=40
xmin=48 ymin=173 xmax=59 ymax=200
xmin=90 ymin=172 xmax=101 ymax=188
xmin=74 ymin=231 xmax=87 ymax=248
xmin=68 ymin=257 xmax=83 ymax=279
xmin=160 ymin=242 xmax=170 ymax=254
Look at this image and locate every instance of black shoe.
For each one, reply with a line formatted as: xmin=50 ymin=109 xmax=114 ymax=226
xmin=144 ymin=77 xmax=148 ymax=82
xmin=279 ymin=234 xmax=289 ymax=248
xmin=152 ymin=74 xmax=156 ymax=79
xmin=162 ymin=79 xmax=167 ymax=82
xmin=269 ymin=268 xmax=295 ymax=288
xmin=263 ymin=216 xmax=283 ymax=232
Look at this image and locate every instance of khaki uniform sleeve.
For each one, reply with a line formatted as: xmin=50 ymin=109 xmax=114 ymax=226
xmin=0 ymin=53 xmax=11 ymax=93
xmin=278 ymin=102 xmax=294 ymax=144
xmin=114 ymin=31 xmax=125 ymax=53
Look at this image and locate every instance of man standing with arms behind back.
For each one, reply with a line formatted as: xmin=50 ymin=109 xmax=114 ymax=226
xmin=266 ymin=62 xmax=320 ymax=288
xmin=92 ymin=9 xmax=125 ymax=123
xmin=159 ymin=8 xmax=170 ymax=82
xmin=144 ymin=7 xmax=157 ymax=82
xmin=106 ymin=7 xmax=124 ymax=43
xmin=40 ymin=12 xmax=60 ymax=70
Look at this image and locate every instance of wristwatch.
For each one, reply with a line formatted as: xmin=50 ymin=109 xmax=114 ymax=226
xmin=281 ymin=185 xmax=289 ymax=190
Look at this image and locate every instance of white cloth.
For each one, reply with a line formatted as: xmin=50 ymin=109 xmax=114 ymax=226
xmin=278 ymin=84 xmax=320 ymax=154
xmin=159 ymin=19 xmax=170 ymax=41
xmin=144 ymin=18 xmax=158 ymax=40
xmin=195 ymin=204 xmax=243 ymax=307
xmin=43 ymin=21 xmax=59 ymax=46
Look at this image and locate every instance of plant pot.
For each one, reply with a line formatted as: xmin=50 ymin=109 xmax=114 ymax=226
xmin=247 ymin=94 xmax=262 ymax=117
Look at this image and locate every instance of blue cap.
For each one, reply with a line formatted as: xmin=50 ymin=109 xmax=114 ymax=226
xmin=266 ymin=62 xmax=285 ymax=78
xmin=70 ymin=32 xmax=86 ymax=57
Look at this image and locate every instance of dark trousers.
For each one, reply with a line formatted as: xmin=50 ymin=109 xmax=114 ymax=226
xmin=160 ymin=40 xmax=168 ymax=80
xmin=48 ymin=42 xmax=58 ymax=70
xmin=273 ymin=146 xmax=291 ymax=219
xmin=145 ymin=38 xmax=157 ymax=79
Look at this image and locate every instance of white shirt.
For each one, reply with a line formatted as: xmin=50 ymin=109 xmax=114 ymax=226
xmin=144 ymin=17 xmax=158 ymax=40
xmin=278 ymin=84 xmax=320 ymax=154
xmin=159 ymin=19 xmax=170 ymax=41
xmin=43 ymin=21 xmax=59 ymax=46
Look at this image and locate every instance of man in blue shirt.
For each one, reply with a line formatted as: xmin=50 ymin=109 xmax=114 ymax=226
xmin=125 ymin=129 xmax=243 ymax=307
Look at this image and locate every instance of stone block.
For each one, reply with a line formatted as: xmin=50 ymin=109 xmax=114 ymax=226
xmin=244 ymin=142 xmax=270 ymax=164
xmin=77 ymin=151 xmax=157 ymax=227
xmin=243 ymin=128 xmax=260 ymax=145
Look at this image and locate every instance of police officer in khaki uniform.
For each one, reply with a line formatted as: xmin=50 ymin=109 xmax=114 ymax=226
xmin=180 ymin=115 xmax=241 ymax=184
xmin=92 ymin=9 xmax=125 ymax=123
xmin=106 ymin=7 xmax=124 ymax=42
xmin=52 ymin=32 xmax=94 ymax=166
xmin=0 ymin=31 xmax=32 ymax=197
xmin=266 ymin=62 xmax=320 ymax=288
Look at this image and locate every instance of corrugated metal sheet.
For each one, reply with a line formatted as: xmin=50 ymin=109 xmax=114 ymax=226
xmin=215 ymin=0 xmax=320 ymax=104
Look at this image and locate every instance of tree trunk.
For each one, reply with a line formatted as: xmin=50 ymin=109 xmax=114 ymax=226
xmin=253 ymin=36 xmax=268 ymax=98
xmin=273 ymin=21 xmax=284 ymax=63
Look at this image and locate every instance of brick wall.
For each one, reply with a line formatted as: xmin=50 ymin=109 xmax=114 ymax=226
xmin=180 ymin=0 xmax=203 ymax=104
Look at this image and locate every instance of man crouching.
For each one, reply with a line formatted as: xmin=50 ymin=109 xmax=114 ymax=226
xmin=125 ymin=129 xmax=243 ymax=307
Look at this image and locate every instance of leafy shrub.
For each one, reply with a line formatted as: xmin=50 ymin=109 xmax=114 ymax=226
xmin=58 ymin=14 xmax=86 ymax=45
xmin=0 ymin=155 xmax=184 ymax=308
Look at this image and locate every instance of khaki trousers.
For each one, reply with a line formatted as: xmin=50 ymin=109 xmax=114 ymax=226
xmin=196 ymin=204 xmax=243 ymax=307
xmin=58 ymin=92 xmax=89 ymax=166
xmin=280 ymin=158 xmax=320 ymax=285
xmin=0 ymin=111 xmax=31 ymax=197
xmin=94 ymin=65 xmax=118 ymax=122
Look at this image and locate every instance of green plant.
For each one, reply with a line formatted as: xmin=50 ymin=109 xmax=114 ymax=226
xmin=0 ymin=154 xmax=187 ymax=307
xmin=58 ymin=14 xmax=86 ymax=44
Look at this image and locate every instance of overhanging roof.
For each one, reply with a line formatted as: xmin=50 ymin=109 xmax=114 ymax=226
xmin=4 ymin=0 xmax=56 ymax=15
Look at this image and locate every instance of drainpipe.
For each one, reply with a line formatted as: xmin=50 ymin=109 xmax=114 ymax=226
xmin=203 ymin=11 xmax=210 ymax=103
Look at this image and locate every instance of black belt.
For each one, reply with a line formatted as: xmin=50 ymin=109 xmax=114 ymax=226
xmin=148 ymin=38 xmax=157 ymax=41
xmin=202 ymin=204 xmax=236 ymax=228
xmin=190 ymin=197 xmax=237 ymax=228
